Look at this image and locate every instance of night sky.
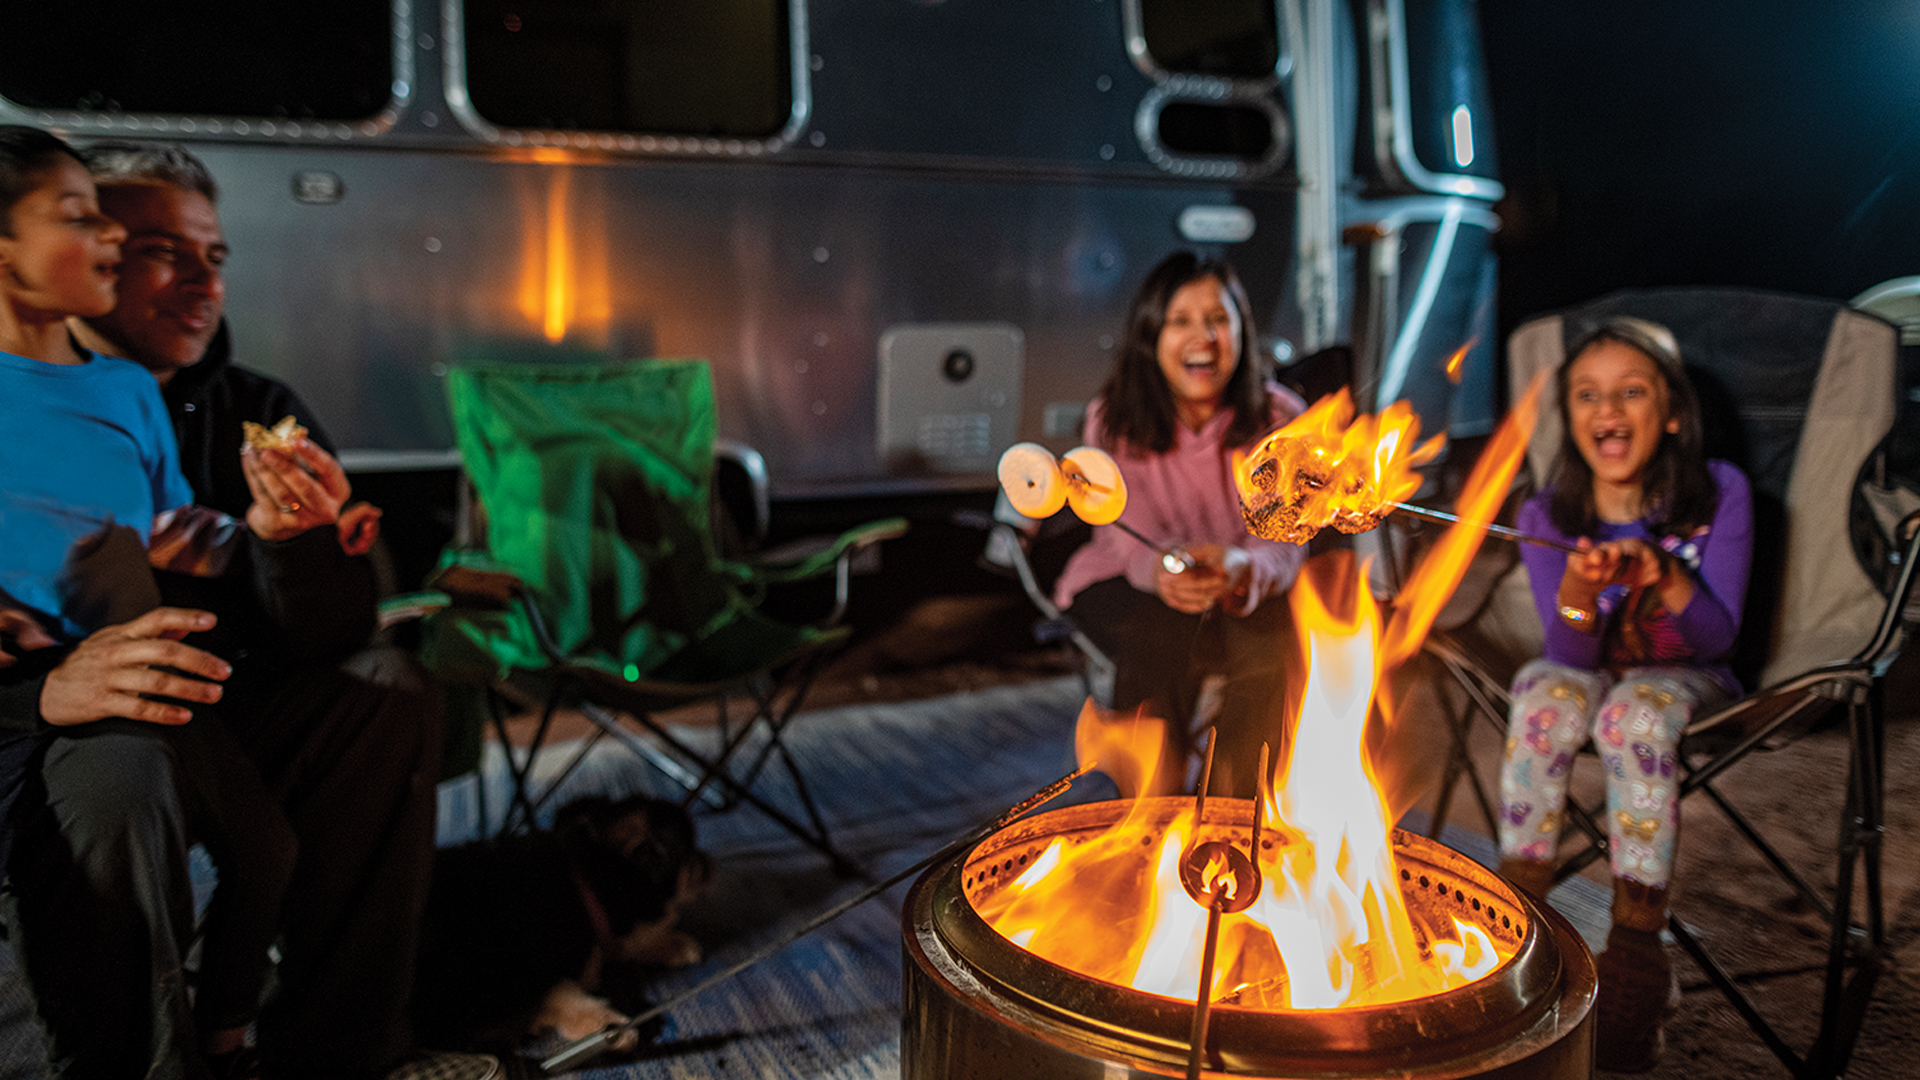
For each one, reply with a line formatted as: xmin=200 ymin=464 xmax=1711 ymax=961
xmin=1479 ymin=0 xmax=1920 ymax=339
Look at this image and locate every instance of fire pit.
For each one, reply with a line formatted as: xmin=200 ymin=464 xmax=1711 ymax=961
xmin=903 ymin=797 xmax=1595 ymax=1078
xmin=901 ymin=385 xmax=1591 ymax=1077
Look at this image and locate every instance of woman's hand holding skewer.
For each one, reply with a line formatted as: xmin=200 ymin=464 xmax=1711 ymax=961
xmin=1157 ymin=544 xmax=1249 ymax=614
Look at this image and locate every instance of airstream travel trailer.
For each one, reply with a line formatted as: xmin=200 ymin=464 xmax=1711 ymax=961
xmin=0 ymin=0 xmax=1499 ymax=527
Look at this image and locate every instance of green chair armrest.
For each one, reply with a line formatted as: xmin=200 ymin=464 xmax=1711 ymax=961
xmin=748 ymin=516 xmax=909 ymax=585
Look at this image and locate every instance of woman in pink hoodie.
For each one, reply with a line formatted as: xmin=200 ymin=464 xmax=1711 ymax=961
xmin=1052 ymin=252 xmax=1306 ymax=798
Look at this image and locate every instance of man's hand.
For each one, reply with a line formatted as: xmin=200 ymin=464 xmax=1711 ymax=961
xmin=242 ymin=435 xmax=353 ymax=541
xmin=39 ymin=608 xmax=230 ymax=727
xmin=0 ymin=607 xmax=57 ymax=669
xmin=337 ymin=500 xmax=383 ymax=557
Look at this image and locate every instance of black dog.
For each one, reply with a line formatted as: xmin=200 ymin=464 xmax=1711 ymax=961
xmin=413 ymin=794 xmax=713 ymax=1051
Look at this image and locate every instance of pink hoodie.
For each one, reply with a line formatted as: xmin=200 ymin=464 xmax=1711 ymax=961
xmin=1053 ymin=384 xmax=1308 ymax=615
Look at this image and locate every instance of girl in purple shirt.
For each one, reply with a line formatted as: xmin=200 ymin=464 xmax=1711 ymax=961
xmin=1053 ymin=253 xmax=1305 ymax=798
xmin=1498 ymin=316 xmax=1752 ymax=1071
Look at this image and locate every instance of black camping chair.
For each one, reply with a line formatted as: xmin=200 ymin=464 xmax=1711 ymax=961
xmin=962 ymin=490 xmax=1117 ymax=706
xmin=1418 ymin=287 xmax=1915 ymax=1078
xmin=417 ymin=356 xmax=905 ymax=875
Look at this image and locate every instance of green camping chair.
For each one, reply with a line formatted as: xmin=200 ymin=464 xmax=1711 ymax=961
xmin=420 ymin=356 xmax=905 ymax=873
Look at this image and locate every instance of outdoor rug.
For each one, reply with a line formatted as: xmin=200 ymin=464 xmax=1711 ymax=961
xmin=0 ymin=675 xmax=1605 ymax=1079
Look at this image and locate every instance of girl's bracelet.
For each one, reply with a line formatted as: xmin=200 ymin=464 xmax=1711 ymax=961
xmin=1555 ymin=591 xmax=1599 ymax=633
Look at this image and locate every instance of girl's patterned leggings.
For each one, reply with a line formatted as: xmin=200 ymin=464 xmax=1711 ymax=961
xmin=1497 ymin=659 xmax=1728 ymax=887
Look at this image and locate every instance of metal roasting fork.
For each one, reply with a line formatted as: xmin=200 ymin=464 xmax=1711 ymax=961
xmin=1387 ymin=501 xmax=1582 ymax=554
xmin=1180 ymin=739 xmax=1268 ymax=1080
xmin=540 ymin=764 xmax=1095 ymax=1073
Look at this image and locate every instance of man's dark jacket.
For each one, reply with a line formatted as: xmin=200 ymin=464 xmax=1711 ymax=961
xmin=0 ymin=323 xmax=375 ymax=846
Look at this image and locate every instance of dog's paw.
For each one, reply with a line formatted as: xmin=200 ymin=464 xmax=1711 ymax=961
xmin=533 ymin=979 xmax=631 ymax=1042
xmin=619 ymin=927 xmax=704 ymax=968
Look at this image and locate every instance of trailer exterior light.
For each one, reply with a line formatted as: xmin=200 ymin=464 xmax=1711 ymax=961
xmin=1451 ymin=105 xmax=1475 ymax=168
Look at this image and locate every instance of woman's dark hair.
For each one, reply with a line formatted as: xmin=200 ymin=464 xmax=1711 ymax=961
xmin=0 ymin=126 xmax=85 ymax=237
xmin=1095 ymin=251 xmax=1270 ymax=454
xmin=1547 ymin=316 xmax=1720 ymax=538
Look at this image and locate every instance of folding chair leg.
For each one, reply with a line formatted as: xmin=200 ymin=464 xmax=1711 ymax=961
xmin=524 ymin=726 xmax=613 ymax=820
xmin=686 ymin=676 xmax=793 ymax=808
xmin=771 ymin=737 xmax=840 ymax=866
xmin=1693 ymin=778 xmax=1835 ymax=924
xmin=1667 ymin=916 xmax=1806 ymax=1073
xmin=486 ymin=683 xmax=558 ymax=834
xmin=678 ymin=662 xmax=816 ymax=813
xmin=1670 ymin=687 xmax=1889 ymax=1080
xmin=1426 ymin=685 xmax=1501 ymax=841
xmin=581 ymin=702 xmax=863 ymax=878
xmin=684 ymin=690 xmax=748 ymax=813
xmin=733 ymin=663 xmax=824 ymax=794
xmin=1859 ymin=684 xmax=1888 ymax=950
xmin=1801 ymin=694 xmax=1889 ymax=1080
xmin=482 ymin=682 xmax=628 ymax=834
xmin=1422 ymin=646 xmax=1507 ymax=841
xmin=639 ymin=738 xmax=731 ymax=810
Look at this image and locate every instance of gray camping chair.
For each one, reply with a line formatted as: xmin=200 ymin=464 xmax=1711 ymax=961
xmin=965 ymin=490 xmax=1117 ymax=706
xmin=1419 ymin=287 xmax=1914 ymax=1079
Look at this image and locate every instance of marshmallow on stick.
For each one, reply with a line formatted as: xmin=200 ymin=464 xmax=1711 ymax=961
xmin=1232 ymin=389 xmax=1445 ymax=544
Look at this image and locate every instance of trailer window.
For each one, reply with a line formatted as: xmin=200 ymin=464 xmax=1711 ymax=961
xmin=460 ymin=0 xmax=792 ymax=137
xmin=1138 ymin=0 xmax=1280 ymax=80
xmin=1158 ymin=101 xmax=1278 ymax=160
xmin=0 ymin=3 xmax=392 ymax=120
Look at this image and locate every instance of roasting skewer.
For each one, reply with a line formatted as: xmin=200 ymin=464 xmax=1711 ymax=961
xmin=1385 ymin=500 xmax=1581 ymax=554
xmin=1186 ymin=890 xmax=1228 ymax=1080
xmin=1109 ymin=519 xmax=1197 ymax=575
xmin=541 ymin=764 xmax=1094 ymax=1073
xmin=998 ymin=442 xmax=1196 ymax=573
xmin=1177 ymin=739 xmax=1267 ymax=1080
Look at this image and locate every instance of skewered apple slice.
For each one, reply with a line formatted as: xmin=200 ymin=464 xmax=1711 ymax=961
xmin=1060 ymin=446 xmax=1127 ymax=525
xmin=997 ymin=442 xmax=1068 ymax=518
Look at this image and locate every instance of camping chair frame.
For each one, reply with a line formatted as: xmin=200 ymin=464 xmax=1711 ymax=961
xmin=1423 ymin=510 xmax=1919 ymax=1079
xmin=424 ymin=357 xmax=904 ymax=877
xmin=432 ymin=509 xmax=903 ymax=879
xmin=961 ymin=495 xmax=1117 ymax=705
xmin=1410 ymin=287 xmax=1911 ymax=1078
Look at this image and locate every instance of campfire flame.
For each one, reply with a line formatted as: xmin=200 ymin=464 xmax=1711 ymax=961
xmin=974 ymin=380 xmax=1546 ymax=1011
xmin=1232 ymin=389 xmax=1446 ymax=545
xmin=1444 ymin=339 xmax=1475 ymax=385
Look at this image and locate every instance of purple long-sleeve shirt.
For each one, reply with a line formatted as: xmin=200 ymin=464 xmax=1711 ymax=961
xmin=1053 ymin=385 xmax=1308 ymax=615
xmin=1520 ymin=459 xmax=1753 ymax=694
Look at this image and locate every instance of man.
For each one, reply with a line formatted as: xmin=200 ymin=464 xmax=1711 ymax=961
xmin=0 ymin=143 xmax=488 ymax=1079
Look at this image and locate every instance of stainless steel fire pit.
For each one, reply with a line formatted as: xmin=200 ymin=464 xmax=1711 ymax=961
xmin=902 ymin=797 xmax=1595 ymax=1079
